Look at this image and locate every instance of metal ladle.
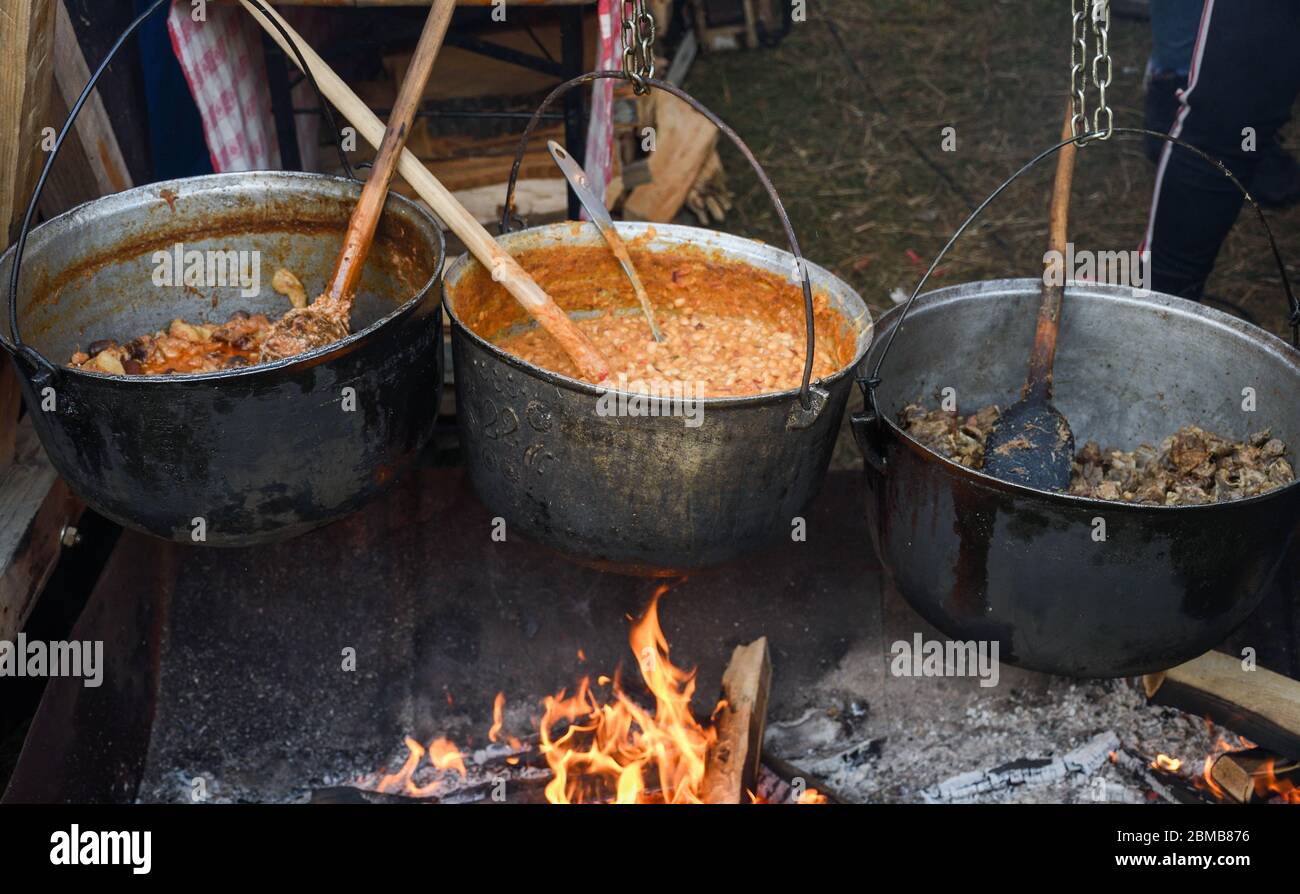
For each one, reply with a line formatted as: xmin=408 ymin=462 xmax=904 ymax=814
xmin=547 ymin=140 xmax=663 ymax=342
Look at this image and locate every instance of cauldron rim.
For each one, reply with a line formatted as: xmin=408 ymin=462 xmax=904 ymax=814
xmin=866 ymin=276 xmax=1300 ymax=512
xmin=442 ymin=220 xmax=873 ymax=408
xmin=0 ymin=170 xmax=446 ymax=383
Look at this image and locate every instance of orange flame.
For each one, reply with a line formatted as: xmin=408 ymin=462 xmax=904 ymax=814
xmin=374 ymin=735 xmax=467 ymax=797
xmin=1258 ymin=758 xmax=1300 ymax=803
xmin=1152 ymin=754 xmax=1182 ymax=772
xmin=366 ymin=584 xmax=825 ymax=805
xmin=538 ymin=585 xmax=719 ymax=803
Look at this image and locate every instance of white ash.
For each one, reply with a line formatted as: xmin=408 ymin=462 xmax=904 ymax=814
xmin=765 ymin=656 xmax=1236 ymax=804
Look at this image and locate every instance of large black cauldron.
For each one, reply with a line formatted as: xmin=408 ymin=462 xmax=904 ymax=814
xmin=1 ymin=172 xmax=446 ymax=545
xmin=854 ymin=279 xmax=1300 ymax=677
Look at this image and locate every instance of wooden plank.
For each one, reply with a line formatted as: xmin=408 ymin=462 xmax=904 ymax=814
xmin=1144 ymin=650 xmax=1300 ymax=761
xmin=52 ymin=0 xmax=131 ymax=197
xmin=1 ymin=0 xmax=55 ymax=467
xmin=0 ymin=0 xmax=55 ymax=244
xmin=0 ymin=418 xmax=81 ymax=642
xmin=701 ymin=636 xmax=770 ymax=803
xmin=622 ymin=91 xmax=717 ymax=223
xmin=35 ymin=86 xmax=102 ymax=219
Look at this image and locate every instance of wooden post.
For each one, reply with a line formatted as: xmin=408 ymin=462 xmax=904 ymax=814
xmin=1 ymin=0 xmax=56 ymax=467
xmin=0 ymin=0 xmax=84 ymax=643
xmin=701 ymin=637 xmax=771 ymax=803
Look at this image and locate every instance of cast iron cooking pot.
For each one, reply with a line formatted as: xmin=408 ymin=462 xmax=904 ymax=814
xmin=0 ymin=171 xmax=446 ymax=545
xmin=443 ymin=221 xmax=873 ymax=573
xmin=854 ymin=279 xmax=1300 ymax=677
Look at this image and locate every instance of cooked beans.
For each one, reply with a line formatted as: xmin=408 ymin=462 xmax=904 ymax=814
xmin=459 ymin=243 xmax=855 ymax=398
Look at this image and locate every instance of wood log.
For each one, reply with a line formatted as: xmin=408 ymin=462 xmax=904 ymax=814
xmin=622 ymin=91 xmax=718 ymax=223
xmin=759 ymin=750 xmax=847 ymax=804
xmin=1209 ymin=748 xmax=1300 ymax=804
xmin=701 ymin=636 xmax=771 ymax=803
xmin=1143 ymin=650 xmax=1300 ymax=761
xmin=1110 ymin=747 xmax=1219 ymax=805
xmin=921 ymin=731 xmax=1119 ymax=803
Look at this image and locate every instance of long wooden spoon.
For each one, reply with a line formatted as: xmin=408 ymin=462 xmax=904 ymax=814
xmin=983 ymin=106 xmax=1079 ymax=490
xmin=260 ymin=0 xmax=454 ymax=361
xmin=241 ymin=0 xmax=612 ymax=382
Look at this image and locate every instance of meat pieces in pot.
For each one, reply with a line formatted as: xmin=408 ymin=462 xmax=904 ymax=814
xmin=67 ymin=267 xmax=339 ymax=375
xmin=899 ymin=402 xmax=1294 ymax=504
xmin=69 ymin=310 xmax=272 ymax=375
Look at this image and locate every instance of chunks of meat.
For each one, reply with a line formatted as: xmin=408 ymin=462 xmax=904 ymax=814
xmin=70 ymin=309 xmax=273 ymax=375
xmin=899 ymin=401 xmax=1294 ymax=504
xmin=258 ymin=295 xmax=350 ymax=362
xmin=67 ymin=266 xmax=350 ymax=375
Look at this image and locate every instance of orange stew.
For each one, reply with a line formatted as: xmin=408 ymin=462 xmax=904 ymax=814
xmin=456 ymin=243 xmax=856 ymax=398
xmin=70 ymin=311 xmax=273 ymax=375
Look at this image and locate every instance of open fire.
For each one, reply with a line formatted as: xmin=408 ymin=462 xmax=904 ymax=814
xmin=361 ymin=585 xmax=823 ymax=804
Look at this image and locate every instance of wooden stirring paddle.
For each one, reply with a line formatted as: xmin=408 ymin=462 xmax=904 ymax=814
xmin=241 ymin=0 xmax=612 ymax=382
xmin=260 ymin=0 xmax=455 ymax=361
xmin=982 ymin=106 xmax=1079 ymax=490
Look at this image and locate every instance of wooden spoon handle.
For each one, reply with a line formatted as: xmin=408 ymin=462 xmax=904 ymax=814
xmin=324 ymin=0 xmax=454 ymax=305
xmin=1027 ymin=105 xmax=1079 ymax=396
xmin=240 ymin=0 xmax=612 ymax=383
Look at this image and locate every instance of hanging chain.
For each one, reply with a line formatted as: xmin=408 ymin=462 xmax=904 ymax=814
xmin=620 ymin=0 xmax=656 ymax=95
xmin=1089 ymin=0 xmax=1114 ymax=139
xmin=1070 ymin=0 xmax=1089 ymax=138
xmin=1070 ymin=0 xmax=1113 ymax=143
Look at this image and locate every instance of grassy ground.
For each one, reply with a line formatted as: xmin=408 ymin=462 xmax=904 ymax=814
xmin=684 ymin=0 xmax=1299 ymax=340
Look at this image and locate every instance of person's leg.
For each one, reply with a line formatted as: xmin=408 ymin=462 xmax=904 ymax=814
xmin=1144 ymin=0 xmax=1200 ymax=160
xmin=1148 ymin=0 xmax=1198 ymax=75
xmin=1143 ymin=0 xmax=1300 ymax=299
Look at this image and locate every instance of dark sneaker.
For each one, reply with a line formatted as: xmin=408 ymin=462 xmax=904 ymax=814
xmin=1144 ymin=72 xmax=1186 ymax=162
xmin=1253 ymin=140 xmax=1300 ymax=208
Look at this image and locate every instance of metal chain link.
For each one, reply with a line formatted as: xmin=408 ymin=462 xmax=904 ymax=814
xmin=1070 ymin=0 xmax=1113 ymax=143
xmin=1070 ymin=0 xmax=1089 ymax=138
xmin=1089 ymin=0 xmax=1114 ymax=140
xmin=620 ymin=0 xmax=656 ymax=95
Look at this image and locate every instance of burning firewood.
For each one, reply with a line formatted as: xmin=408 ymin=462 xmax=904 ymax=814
xmin=1143 ymin=651 xmax=1300 ymax=761
xmin=1208 ymin=748 xmax=1300 ymax=804
xmin=701 ymin=637 xmax=771 ymax=804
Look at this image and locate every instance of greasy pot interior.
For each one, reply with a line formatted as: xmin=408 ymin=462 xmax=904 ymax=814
xmin=1 ymin=171 xmax=443 ymax=367
xmin=869 ymin=279 xmax=1300 ymax=458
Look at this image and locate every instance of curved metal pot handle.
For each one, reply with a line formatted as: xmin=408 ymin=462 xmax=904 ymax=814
xmin=4 ymin=0 xmax=355 ymax=388
xmin=856 ymin=126 xmax=1300 ymax=460
xmin=500 ymin=72 xmax=824 ymax=416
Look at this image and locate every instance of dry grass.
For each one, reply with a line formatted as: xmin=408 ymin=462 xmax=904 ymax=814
xmin=684 ymin=0 xmax=1299 ymax=340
